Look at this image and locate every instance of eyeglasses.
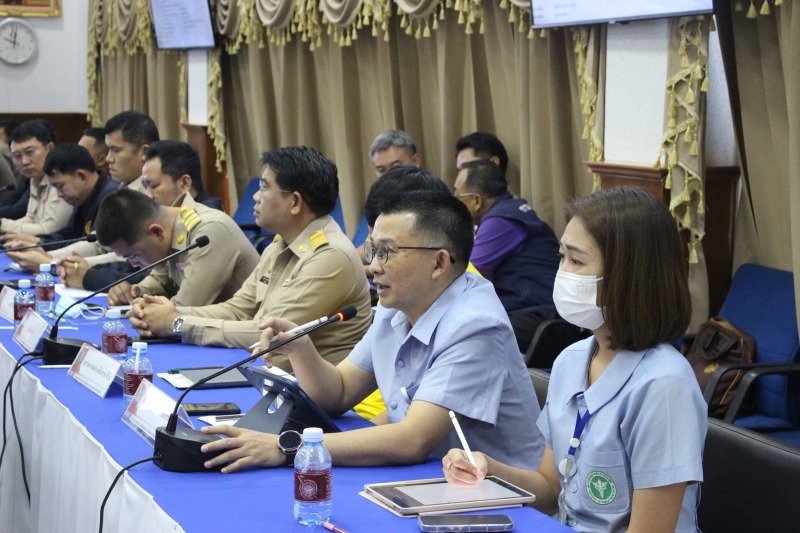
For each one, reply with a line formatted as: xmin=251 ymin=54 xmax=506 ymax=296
xmin=258 ymin=178 xmax=292 ymax=194
xmin=11 ymin=146 xmax=43 ymax=163
xmin=453 ymin=191 xmax=481 ymax=199
xmin=364 ymin=241 xmax=455 ymax=265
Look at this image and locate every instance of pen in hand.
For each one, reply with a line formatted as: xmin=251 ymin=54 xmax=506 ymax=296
xmin=449 ymin=410 xmax=477 ymax=467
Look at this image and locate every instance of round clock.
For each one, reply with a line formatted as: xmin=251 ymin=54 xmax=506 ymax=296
xmin=0 ymin=18 xmax=37 ymax=65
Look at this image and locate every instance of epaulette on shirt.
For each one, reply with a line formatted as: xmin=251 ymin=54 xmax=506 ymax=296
xmin=179 ymin=206 xmax=201 ymax=232
xmin=308 ymin=229 xmax=329 ymax=251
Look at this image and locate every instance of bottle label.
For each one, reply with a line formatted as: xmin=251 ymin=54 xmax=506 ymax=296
xmin=13 ymin=302 xmax=35 ymax=321
xmin=35 ymin=285 xmax=55 ymax=302
xmin=102 ymin=332 xmax=128 ymax=355
xmin=294 ymin=470 xmax=332 ymax=502
xmin=123 ymin=372 xmax=153 ymax=396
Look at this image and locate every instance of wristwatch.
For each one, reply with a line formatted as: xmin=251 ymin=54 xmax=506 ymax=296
xmin=171 ymin=315 xmax=186 ymax=338
xmin=277 ymin=430 xmax=303 ymax=466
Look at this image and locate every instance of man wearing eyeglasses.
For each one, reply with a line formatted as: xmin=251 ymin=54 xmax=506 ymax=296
xmin=0 ymin=119 xmax=72 ymax=236
xmin=197 ymin=190 xmax=544 ymax=472
xmin=129 ymin=146 xmax=372 ymax=371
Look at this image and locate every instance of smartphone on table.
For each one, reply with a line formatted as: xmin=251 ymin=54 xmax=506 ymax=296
xmin=417 ymin=514 xmax=514 ymax=532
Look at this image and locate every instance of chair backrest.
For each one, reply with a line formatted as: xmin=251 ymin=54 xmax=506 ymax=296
xmin=232 ymin=178 xmax=262 ymax=232
xmin=331 ymin=196 xmax=346 ymax=234
xmin=698 ymin=418 xmax=800 ymax=532
xmin=524 ymin=318 xmax=590 ymax=369
xmin=528 ymin=368 xmax=550 ymax=410
xmin=352 ymin=214 xmax=370 ymax=247
xmin=718 ymin=263 xmax=800 ymax=420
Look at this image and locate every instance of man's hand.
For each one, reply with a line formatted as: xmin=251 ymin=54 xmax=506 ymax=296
xmin=254 ymin=316 xmax=308 ymax=367
xmin=5 ymin=248 xmax=51 ymax=273
xmin=56 ymin=255 xmax=90 ymax=288
xmin=0 ymin=233 xmax=39 ymax=244
xmin=199 ymin=425 xmax=284 ymax=473
xmin=107 ymin=282 xmax=140 ymax=306
xmin=130 ymin=294 xmax=179 ymax=337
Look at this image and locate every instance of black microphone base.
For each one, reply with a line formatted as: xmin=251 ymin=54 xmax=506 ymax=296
xmin=42 ymin=336 xmax=100 ymax=365
xmin=154 ymin=427 xmax=223 ymax=473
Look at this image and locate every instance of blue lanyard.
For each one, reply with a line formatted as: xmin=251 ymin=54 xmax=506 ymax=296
xmin=567 ymin=410 xmax=591 ymax=456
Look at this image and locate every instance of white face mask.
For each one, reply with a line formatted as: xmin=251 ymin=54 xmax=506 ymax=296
xmin=552 ymin=270 xmax=605 ymax=330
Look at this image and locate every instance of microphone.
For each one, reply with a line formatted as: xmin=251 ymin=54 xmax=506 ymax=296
xmin=2 ymin=233 xmax=97 ymax=252
xmin=153 ymin=305 xmax=358 ymax=473
xmin=41 ymin=235 xmax=211 ymax=365
xmin=0 ymin=184 xmax=15 ymax=193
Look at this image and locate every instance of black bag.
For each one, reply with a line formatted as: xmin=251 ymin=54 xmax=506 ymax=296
xmin=686 ymin=317 xmax=756 ymax=418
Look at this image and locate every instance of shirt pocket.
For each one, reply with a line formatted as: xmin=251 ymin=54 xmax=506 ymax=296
xmin=578 ymin=448 xmax=631 ymax=514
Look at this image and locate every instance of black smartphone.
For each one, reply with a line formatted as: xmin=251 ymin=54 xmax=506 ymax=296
xmin=183 ymin=402 xmax=241 ymax=416
xmin=417 ymin=514 xmax=514 ymax=532
xmin=126 ymin=336 xmax=182 ymax=345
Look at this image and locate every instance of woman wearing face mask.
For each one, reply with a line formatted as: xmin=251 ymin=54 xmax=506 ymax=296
xmin=441 ymin=187 xmax=707 ymax=532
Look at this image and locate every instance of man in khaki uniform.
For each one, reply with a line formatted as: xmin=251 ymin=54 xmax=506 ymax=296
xmin=129 ymin=146 xmax=372 ymax=371
xmin=1 ymin=120 xmax=72 ymax=236
xmin=93 ymin=188 xmax=259 ymax=307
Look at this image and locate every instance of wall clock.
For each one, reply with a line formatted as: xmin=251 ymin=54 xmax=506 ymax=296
xmin=0 ymin=18 xmax=37 ymax=65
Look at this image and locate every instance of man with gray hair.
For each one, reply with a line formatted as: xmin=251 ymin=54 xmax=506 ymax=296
xmin=368 ymin=129 xmax=421 ymax=177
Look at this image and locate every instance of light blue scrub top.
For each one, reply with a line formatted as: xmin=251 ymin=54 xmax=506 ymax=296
xmin=349 ymin=272 xmax=545 ymax=469
xmin=538 ymin=337 xmax=707 ymax=532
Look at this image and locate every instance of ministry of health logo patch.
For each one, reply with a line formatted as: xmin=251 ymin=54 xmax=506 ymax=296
xmin=586 ymin=471 xmax=617 ymax=505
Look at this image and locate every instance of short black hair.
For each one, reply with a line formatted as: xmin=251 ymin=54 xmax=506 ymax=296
xmin=95 ymin=189 xmax=160 ymax=246
xmin=455 ymin=132 xmax=509 ymax=174
xmin=364 ymin=166 xmax=448 ymax=227
xmin=0 ymin=120 xmax=20 ymax=142
xmin=145 ymin=140 xmax=204 ymax=195
xmin=104 ymin=111 xmax=159 ymax=147
xmin=10 ymin=119 xmax=56 ymax=145
xmin=44 ymin=144 xmax=96 ymax=176
xmin=82 ymin=127 xmax=107 ymax=148
xmin=380 ymin=190 xmax=474 ymax=272
xmin=260 ymin=146 xmax=338 ymax=216
xmin=460 ymin=159 xmax=508 ymax=198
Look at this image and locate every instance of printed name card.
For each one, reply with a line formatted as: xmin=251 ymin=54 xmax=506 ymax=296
xmin=68 ymin=343 xmax=121 ymax=398
xmin=122 ymin=379 xmax=193 ymax=447
xmin=0 ymin=286 xmax=15 ymax=323
xmin=13 ymin=309 xmax=49 ymax=353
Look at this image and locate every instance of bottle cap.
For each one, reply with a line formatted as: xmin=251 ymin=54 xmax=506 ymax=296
xmin=18 ymin=279 xmax=30 ymax=289
xmin=302 ymin=427 xmax=323 ymax=442
xmin=39 ymin=263 xmax=50 ymax=273
xmin=106 ymin=308 xmax=121 ymax=319
xmin=131 ymin=341 xmax=148 ymax=351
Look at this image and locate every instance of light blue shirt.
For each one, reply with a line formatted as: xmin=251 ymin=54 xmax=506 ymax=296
xmin=349 ymin=272 xmax=544 ymax=468
xmin=538 ymin=337 xmax=707 ymax=532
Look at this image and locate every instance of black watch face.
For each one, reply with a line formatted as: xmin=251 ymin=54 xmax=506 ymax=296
xmin=279 ymin=430 xmax=302 ymax=451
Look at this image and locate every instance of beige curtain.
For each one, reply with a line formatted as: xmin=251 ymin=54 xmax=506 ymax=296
xmin=663 ymin=17 xmax=711 ymax=331
xmin=87 ymin=0 xmax=183 ymax=140
xmin=727 ymin=1 xmax=800 ymax=333
xmin=220 ymin=1 xmax=593 ymax=236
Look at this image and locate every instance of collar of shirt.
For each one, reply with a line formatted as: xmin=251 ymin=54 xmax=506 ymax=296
xmin=563 ymin=339 xmax=648 ymax=414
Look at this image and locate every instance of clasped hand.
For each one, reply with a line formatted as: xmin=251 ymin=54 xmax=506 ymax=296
xmin=130 ymin=294 xmax=179 ymax=337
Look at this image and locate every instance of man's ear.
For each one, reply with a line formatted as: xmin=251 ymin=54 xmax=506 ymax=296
xmin=147 ymin=223 xmax=166 ymax=241
xmin=177 ymin=174 xmax=193 ymax=192
xmin=289 ymin=192 xmax=303 ymax=214
xmin=138 ymin=144 xmax=150 ymax=162
xmin=431 ymin=249 xmax=453 ymax=279
xmin=489 ymin=155 xmax=501 ymax=168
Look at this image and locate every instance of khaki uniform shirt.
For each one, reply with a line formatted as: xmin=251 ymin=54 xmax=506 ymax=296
xmin=0 ymin=177 xmax=72 ymax=234
xmin=135 ymin=193 xmax=259 ymax=306
xmin=179 ymin=216 xmax=372 ymax=371
xmin=50 ymin=176 xmax=145 ymax=264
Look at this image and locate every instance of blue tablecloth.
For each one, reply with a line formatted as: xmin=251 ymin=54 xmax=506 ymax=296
xmin=0 ymin=262 xmax=568 ymax=533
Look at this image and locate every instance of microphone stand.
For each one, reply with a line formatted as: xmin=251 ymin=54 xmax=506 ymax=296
xmin=153 ymin=306 xmax=356 ymax=473
xmin=41 ymin=236 xmax=210 ymax=365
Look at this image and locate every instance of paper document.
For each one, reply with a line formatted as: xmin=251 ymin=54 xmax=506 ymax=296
xmin=56 ymin=284 xmax=106 ymax=299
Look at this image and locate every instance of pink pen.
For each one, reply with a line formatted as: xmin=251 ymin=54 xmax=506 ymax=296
xmin=322 ymin=521 xmax=350 ymax=533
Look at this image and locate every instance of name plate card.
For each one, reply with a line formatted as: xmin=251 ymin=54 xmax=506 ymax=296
xmin=122 ymin=379 xmax=193 ymax=447
xmin=0 ymin=287 xmax=14 ymax=323
xmin=13 ymin=309 xmax=49 ymax=353
xmin=68 ymin=343 xmax=121 ymax=398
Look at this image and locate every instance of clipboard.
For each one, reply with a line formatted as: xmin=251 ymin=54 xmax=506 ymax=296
xmin=363 ymin=476 xmax=535 ymax=516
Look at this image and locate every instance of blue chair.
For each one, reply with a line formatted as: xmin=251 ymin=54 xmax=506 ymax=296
xmin=703 ymin=264 xmax=800 ymax=435
xmin=232 ymin=177 xmax=275 ymax=252
xmin=352 ymin=214 xmax=370 ymax=247
xmin=331 ymin=196 xmax=346 ymax=234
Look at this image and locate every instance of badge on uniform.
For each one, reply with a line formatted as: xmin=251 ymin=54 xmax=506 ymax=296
xmin=259 ymin=276 xmax=270 ymax=285
xmin=586 ymin=471 xmax=616 ymax=505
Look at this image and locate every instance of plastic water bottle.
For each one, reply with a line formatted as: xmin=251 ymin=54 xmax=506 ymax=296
xmin=122 ymin=341 xmax=153 ymax=412
xmin=102 ymin=308 xmax=128 ymax=360
xmin=294 ymin=427 xmax=332 ymax=525
xmin=13 ymin=279 xmax=35 ymax=328
xmin=34 ymin=263 xmax=55 ymax=315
